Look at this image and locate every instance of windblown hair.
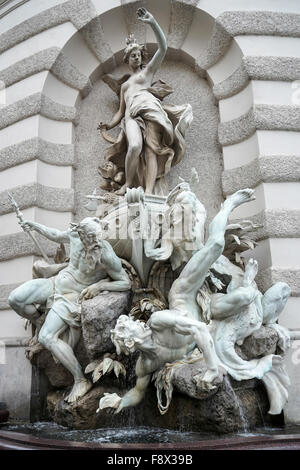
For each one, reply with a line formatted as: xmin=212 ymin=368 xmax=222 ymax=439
xmin=111 ymin=315 xmax=152 ymax=356
xmin=123 ymin=33 xmax=148 ymax=65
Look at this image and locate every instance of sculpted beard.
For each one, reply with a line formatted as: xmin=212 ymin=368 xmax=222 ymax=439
xmin=85 ymin=243 xmax=101 ymax=269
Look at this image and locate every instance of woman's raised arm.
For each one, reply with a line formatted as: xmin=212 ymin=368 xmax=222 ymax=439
xmin=137 ymin=8 xmax=167 ymax=76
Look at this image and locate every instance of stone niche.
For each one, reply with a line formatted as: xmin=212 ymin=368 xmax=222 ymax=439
xmin=74 ymin=59 xmax=224 ymax=223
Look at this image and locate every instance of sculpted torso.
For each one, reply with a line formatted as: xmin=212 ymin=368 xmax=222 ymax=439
xmin=55 ymin=232 xmax=107 ymax=295
xmin=122 ymin=69 xmax=152 ymax=113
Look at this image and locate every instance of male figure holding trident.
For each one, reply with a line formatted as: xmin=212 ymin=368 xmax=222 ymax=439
xmin=100 ymin=189 xmax=256 ymax=413
xmin=8 ymin=216 xmax=131 ymax=403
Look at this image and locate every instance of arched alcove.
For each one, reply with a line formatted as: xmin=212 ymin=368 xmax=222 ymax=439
xmin=73 ymin=58 xmax=224 ymax=222
xmin=40 ymin=1 xmax=246 ymax=224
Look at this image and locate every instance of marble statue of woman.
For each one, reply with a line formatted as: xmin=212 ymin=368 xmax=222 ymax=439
xmin=98 ymin=7 xmax=193 ymax=196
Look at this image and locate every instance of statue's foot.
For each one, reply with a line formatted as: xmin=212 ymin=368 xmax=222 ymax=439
xmin=243 ymin=258 xmax=258 ymax=285
xmin=115 ymin=184 xmax=127 ymax=196
xmin=225 ymin=188 xmax=255 ymax=211
xmin=65 ymin=379 xmax=92 ymax=404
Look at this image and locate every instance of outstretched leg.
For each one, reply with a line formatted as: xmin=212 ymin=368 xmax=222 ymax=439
xmin=116 ymin=118 xmax=143 ymax=196
xmin=38 ymin=309 xmax=92 ymax=402
xmin=8 ymin=278 xmax=53 ymax=325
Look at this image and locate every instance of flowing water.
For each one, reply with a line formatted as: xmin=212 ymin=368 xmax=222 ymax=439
xmin=3 ymin=421 xmax=299 ymax=444
xmin=223 ymin=376 xmax=249 ymax=433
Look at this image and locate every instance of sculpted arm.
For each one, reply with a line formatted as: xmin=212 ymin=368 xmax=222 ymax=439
xmin=80 ymin=242 xmax=131 ymax=300
xmin=101 ymin=242 xmax=131 ymax=291
xmin=116 ymin=373 xmax=151 ymax=413
xmin=138 ymin=8 xmax=167 ymax=76
xmin=103 ymin=87 xmax=126 ymax=131
xmin=20 ymin=220 xmax=70 ymax=243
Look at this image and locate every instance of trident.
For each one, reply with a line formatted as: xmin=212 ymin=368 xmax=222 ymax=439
xmin=7 ymin=192 xmax=50 ymax=264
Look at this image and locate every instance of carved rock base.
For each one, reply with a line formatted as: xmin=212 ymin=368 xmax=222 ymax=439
xmin=47 ymin=377 xmax=281 ymax=434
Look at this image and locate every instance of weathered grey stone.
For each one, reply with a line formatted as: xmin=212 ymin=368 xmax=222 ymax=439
xmin=0 ymin=47 xmax=92 ymax=95
xmin=0 ymin=232 xmax=58 ymax=262
xmin=244 ymin=56 xmax=300 ymax=82
xmin=51 ymin=52 xmax=93 ymax=96
xmin=81 ymin=290 xmax=133 ymax=360
xmin=0 ymin=93 xmax=78 ymax=131
xmin=0 ymin=48 xmax=60 ymax=88
xmin=168 ymin=0 xmax=199 ymax=49
xmin=237 ymin=326 xmax=279 ymax=360
xmin=47 ymin=377 xmax=274 ymax=433
xmin=213 ymin=62 xmax=249 ymax=100
xmin=219 ymin=105 xmax=300 ymax=146
xmin=196 ymin=21 xmax=232 ymax=70
xmin=172 ymin=361 xmax=222 ymax=400
xmin=0 ymin=138 xmax=74 ymax=172
xmin=0 ymin=183 xmax=74 ymax=216
xmin=222 ymin=156 xmax=300 ymax=195
xmin=47 ymin=385 xmax=135 ymax=429
xmin=0 ymin=0 xmax=97 ymax=54
xmin=218 ymin=11 xmax=300 ymax=38
xmin=256 ymin=268 xmax=300 ymax=296
xmin=255 ymin=105 xmax=300 ymax=132
xmin=219 ymin=107 xmax=255 ymax=146
xmin=0 ymin=283 xmax=21 ymax=310
xmin=0 ymin=137 xmax=74 ymax=171
xmin=230 ymin=210 xmax=300 ymax=242
xmin=80 ymin=16 xmax=114 ymax=65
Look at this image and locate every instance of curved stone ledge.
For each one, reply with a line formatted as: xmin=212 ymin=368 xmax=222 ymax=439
xmin=256 ymin=267 xmax=300 ymax=296
xmin=0 ymin=283 xmax=22 ymax=310
xmin=230 ymin=210 xmax=300 ymax=242
xmin=218 ymin=11 xmax=300 ymax=38
xmin=196 ymin=21 xmax=232 ymax=70
xmin=0 ymin=93 xmax=78 ymax=130
xmin=222 ymin=156 xmax=300 ymax=194
xmin=213 ymin=62 xmax=249 ymax=100
xmin=168 ymin=0 xmax=199 ymax=49
xmin=0 ymin=183 xmax=74 ymax=216
xmin=0 ymin=0 xmax=97 ymax=54
xmin=0 ymin=138 xmax=74 ymax=171
xmin=218 ymin=108 xmax=255 ymax=146
xmin=0 ymin=232 xmax=58 ymax=262
xmin=254 ymin=105 xmax=300 ymax=132
xmin=0 ymin=47 xmax=60 ymax=88
xmin=244 ymin=56 xmax=300 ymax=82
xmin=51 ymin=51 xmax=92 ymax=96
xmin=0 ymin=47 xmax=92 ymax=96
xmin=80 ymin=15 xmax=114 ymax=65
xmin=219 ymin=105 xmax=300 ymax=146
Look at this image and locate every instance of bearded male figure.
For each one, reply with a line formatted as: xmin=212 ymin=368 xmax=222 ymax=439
xmin=9 ymin=217 xmax=131 ymax=402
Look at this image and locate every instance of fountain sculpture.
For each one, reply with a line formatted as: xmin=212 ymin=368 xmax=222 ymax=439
xmin=7 ymin=8 xmax=291 ymax=435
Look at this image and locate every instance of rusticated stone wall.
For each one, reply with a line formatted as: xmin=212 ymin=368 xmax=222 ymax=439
xmin=0 ymin=0 xmax=299 ymax=422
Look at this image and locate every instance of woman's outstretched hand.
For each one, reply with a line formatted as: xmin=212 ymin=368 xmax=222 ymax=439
xmin=137 ymin=7 xmax=154 ymax=24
